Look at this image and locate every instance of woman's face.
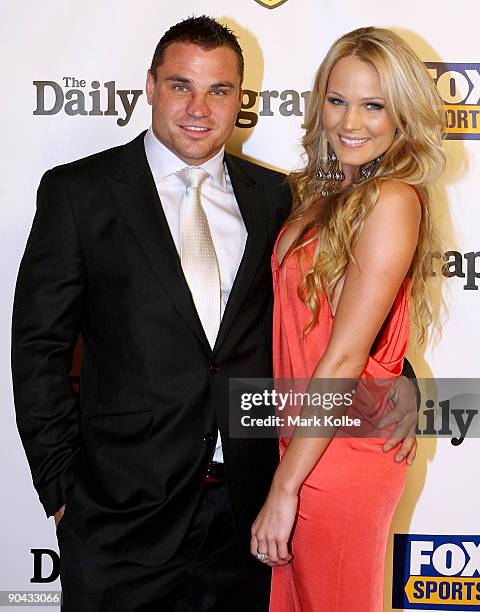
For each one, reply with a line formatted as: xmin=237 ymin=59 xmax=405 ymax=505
xmin=322 ymin=55 xmax=396 ymax=184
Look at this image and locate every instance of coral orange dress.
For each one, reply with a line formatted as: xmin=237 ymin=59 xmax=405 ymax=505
xmin=269 ymin=229 xmax=409 ymax=612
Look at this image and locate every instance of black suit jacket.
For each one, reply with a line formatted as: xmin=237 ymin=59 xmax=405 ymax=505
xmin=11 ymin=131 xmax=292 ymax=565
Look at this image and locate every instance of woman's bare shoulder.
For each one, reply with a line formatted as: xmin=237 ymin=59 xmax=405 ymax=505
xmin=377 ymin=179 xmax=421 ymax=210
xmin=370 ymin=179 xmax=422 ymax=228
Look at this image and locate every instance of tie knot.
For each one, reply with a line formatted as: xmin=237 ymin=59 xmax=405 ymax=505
xmin=177 ymin=167 xmax=209 ymax=191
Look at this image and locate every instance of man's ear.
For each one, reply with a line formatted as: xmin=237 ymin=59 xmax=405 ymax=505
xmin=146 ymin=69 xmax=155 ymax=105
xmin=238 ymin=87 xmax=243 ymax=113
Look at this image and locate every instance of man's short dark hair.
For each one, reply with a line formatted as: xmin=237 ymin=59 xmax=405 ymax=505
xmin=150 ymin=15 xmax=244 ymax=82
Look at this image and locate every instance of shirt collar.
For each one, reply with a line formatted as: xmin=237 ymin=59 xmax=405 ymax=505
xmin=144 ymin=126 xmax=226 ymax=189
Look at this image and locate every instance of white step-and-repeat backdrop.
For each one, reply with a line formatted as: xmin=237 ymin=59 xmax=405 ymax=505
xmin=1 ymin=1 xmax=479 ymax=610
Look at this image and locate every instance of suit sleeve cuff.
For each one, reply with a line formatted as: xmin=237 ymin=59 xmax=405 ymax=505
xmin=37 ymin=470 xmax=74 ymax=517
xmin=401 ymin=357 xmax=421 ymax=409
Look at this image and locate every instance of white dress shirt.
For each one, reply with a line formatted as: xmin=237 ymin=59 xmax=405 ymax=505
xmin=144 ymin=127 xmax=247 ymax=463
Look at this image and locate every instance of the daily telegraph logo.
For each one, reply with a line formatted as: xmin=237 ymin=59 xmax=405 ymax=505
xmin=32 ymin=63 xmax=480 ymax=141
xmin=32 ymin=76 xmax=308 ymax=129
xmin=426 ymin=63 xmax=480 ymax=140
xmin=33 ymin=77 xmax=143 ymax=127
xmin=393 ymin=535 xmax=480 ymax=610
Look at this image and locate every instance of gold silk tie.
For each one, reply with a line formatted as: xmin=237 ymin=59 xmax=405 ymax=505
xmin=177 ymin=167 xmax=221 ymax=348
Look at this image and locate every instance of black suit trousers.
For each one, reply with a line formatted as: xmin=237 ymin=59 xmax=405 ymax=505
xmin=58 ymin=481 xmax=270 ymax=612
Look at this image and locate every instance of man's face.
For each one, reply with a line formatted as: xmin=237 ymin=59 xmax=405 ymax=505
xmin=146 ymin=42 xmax=242 ymax=166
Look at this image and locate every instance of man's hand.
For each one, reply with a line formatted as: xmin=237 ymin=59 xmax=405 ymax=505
xmin=54 ymin=505 xmax=65 ymax=527
xmin=379 ymin=376 xmax=418 ymax=465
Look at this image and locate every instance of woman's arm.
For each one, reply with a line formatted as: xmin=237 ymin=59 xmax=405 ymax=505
xmin=251 ymin=180 xmax=421 ymax=566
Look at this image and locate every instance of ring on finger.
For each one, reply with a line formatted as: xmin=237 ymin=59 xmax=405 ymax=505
xmin=255 ymin=552 xmax=269 ymax=562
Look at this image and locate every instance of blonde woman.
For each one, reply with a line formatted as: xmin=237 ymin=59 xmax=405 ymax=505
xmin=250 ymin=27 xmax=445 ymax=611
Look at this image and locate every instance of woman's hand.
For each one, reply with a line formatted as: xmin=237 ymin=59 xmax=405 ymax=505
xmin=250 ymin=484 xmax=298 ymax=567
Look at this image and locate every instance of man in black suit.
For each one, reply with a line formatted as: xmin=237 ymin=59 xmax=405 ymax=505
xmin=12 ymin=16 xmax=418 ymax=612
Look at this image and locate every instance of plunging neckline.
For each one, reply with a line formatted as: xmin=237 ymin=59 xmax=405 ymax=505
xmin=272 ymin=224 xmax=342 ymax=318
xmin=272 ymin=223 xmax=304 ymax=270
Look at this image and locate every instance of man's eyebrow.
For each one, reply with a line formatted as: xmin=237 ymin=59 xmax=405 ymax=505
xmin=210 ymin=81 xmax=235 ymax=88
xmin=166 ymin=76 xmax=191 ymax=83
xmin=165 ymin=76 xmax=236 ymax=89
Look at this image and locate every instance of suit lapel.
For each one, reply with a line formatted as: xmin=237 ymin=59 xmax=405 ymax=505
xmin=214 ymin=154 xmax=268 ymax=352
xmin=106 ymin=132 xmax=210 ymax=350
xmin=106 ymin=135 xmax=268 ymax=354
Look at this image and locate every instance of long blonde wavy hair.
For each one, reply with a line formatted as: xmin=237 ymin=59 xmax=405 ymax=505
xmin=287 ymin=27 xmax=445 ymax=342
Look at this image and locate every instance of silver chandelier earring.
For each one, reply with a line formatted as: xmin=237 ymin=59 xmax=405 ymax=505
xmin=316 ymin=150 xmax=345 ymax=197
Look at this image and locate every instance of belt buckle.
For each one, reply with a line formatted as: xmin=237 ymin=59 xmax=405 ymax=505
xmin=204 ymin=461 xmax=224 ymax=484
